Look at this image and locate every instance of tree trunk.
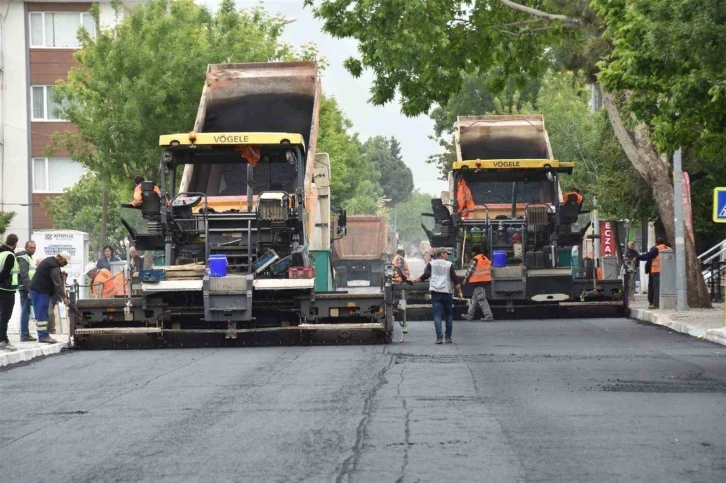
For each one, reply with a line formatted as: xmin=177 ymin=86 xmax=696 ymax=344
xmin=100 ymin=182 xmax=109 ymax=257
xmin=602 ymin=91 xmax=712 ymax=308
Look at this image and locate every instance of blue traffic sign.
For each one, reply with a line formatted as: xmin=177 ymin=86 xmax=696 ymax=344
xmin=713 ymin=188 xmax=726 ymax=223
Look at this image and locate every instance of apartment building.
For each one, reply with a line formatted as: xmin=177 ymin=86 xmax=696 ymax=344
xmin=0 ymin=1 xmax=135 ymax=241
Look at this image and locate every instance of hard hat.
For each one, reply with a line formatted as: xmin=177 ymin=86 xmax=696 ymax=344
xmin=84 ymin=262 xmax=97 ymax=275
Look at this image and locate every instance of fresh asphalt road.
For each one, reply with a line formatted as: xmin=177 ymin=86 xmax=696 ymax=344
xmin=2 ymin=318 xmax=725 ymax=483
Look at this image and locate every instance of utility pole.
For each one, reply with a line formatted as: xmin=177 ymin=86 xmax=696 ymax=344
xmin=673 ymin=149 xmax=689 ymax=311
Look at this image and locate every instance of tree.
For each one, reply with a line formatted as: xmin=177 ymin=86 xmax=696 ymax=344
xmin=0 ymin=211 xmax=15 ymax=236
xmin=307 ymin=0 xmax=714 ymax=307
xmin=42 ymin=174 xmax=128 ymax=256
xmin=52 ymin=0 xmax=298 ymax=252
xmin=317 ymin=95 xmax=381 ymax=214
xmin=393 ymin=191 xmax=436 ymax=249
xmin=361 ymin=136 xmax=413 ymax=205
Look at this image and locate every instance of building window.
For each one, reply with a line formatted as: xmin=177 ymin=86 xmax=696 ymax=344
xmin=32 ymin=157 xmax=85 ymax=193
xmin=29 ymin=12 xmax=95 ymax=48
xmin=31 ymin=85 xmax=68 ymax=121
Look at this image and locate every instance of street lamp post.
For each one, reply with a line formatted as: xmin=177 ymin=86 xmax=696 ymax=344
xmin=673 ymin=149 xmax=689 ymax=311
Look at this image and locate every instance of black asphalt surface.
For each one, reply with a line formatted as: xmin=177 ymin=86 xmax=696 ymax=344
xmin=2 ymin=318 xmax=725 ymax=483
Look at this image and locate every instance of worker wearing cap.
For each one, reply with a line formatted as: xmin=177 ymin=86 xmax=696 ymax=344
xmin=84 ymin=263 xmax=119 ymax=299
xmin=412 ymin=247 xmax=464 ymax=344
xmin=462 ymin=246 xmax=494 ymax=321
xmin=29 ymin=251 xmax=71 ymax=343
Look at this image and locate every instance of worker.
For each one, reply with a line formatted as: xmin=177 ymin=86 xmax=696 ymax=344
xmin=131 ymin=175 xmax=162 ymax=207
xmin=562 ymin=187 xmax=583 ymax=206
xmin=97 ymin=245 xmax=120 ymax=271
xmin=0 ymin=234 xmax=20 ymax=352
xmin=391 ymin=248 xmax=410 ymax=283
xmin=391 ymin=247 xmax=411 ymax=335
xmin=84 ymin=263 xmax=121 ymax=299
xmin=16 ymin=240 xmax=37 ymax=341
xmin=412 ymin=247 xmax=464 ymax=344
xmin=633 ymin=237 xmax=670 ymax=309
xmin=30 ymin=251 xmax=71 ymax=344
xmin=456 ymin=178 xmax=475 ymax=218
xmin=128 ymin=246 xmax=143 ymax=273
xmin=461 ymin=246 xmax=494 ymax=321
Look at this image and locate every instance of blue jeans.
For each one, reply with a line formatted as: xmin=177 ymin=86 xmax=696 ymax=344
xmin=31 ymin=291 xmax=51 ymax=339
xmin=432 ymin=291 xmax=454 ymax=339
xmin=19 ymin=289 xmax=32 ymax=338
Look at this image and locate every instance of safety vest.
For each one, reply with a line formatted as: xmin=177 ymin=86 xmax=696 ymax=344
xmin=563 ymin=191 xmax=583 ymax=205
xmin=429 ymin=259 xmax=454 ymax=294
xmin=456 ymin=179 xmax=475 ymax=218
xmin=651 ymin=244 xmax=670 ymax=274
xmin=92 ymin=268 xmax=122 ymax=299
xmin=0 ymin=251 xmax=20 ymax=291
xmin=20 ymin=254 xmax=35 ymax=282
xmin=132 ymin=184 xmax=162 ymax=207
xmin=391 ymin=255 xmax=410 ymax=282
xmin=469 ymin=254 xmax=492 ymax=283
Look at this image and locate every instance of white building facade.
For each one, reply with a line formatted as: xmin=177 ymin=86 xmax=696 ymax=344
xmin=0 ymin=0 xmax=135 ymax=242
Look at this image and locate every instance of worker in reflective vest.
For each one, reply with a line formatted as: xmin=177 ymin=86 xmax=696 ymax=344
xmin=131 ymin=175 xmax=162 ymax=207
xmin=562 ymin=187 xmax=583 ymax=206
xmin=16 ymin=240 xmax=37 ymax=341
xmin=0 ymin=234 xmax=20 ymax=351
xmin=462 ymin=246 xmax=494 ymax=321
xmin=84 ymin=263 xmax=122 ymax=299
xmin=391 ymin=248 xmax=410 ymax=283
xmin=456 ymin=178 xmax=475 ymax=218
xmin=633 ymin=237 xmax=670 ymax=309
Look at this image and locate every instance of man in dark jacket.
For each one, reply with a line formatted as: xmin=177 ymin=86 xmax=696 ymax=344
xmin=30 ymin=251 xmax=71 ymax=344
xmin=0 ymin=234 xmax=19 ymax=351
xmin=16 ymin=240 xmax=37 ymax=341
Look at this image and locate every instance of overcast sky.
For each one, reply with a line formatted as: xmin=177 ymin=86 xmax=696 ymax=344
xmin=202 ymin=0 xmax=447 ymax=197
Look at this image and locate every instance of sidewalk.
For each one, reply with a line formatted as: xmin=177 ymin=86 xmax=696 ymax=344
xmin=1 ymin=314 xmax=69 ymax=368
xmin=629 ymin=294 xmax=726 ymax=346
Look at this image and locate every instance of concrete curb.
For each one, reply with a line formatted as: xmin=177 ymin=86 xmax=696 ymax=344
xmin=0 ymin=342 xmax=67 ymax=368
xmin=630 ymin=308 xmax=726 ymax=347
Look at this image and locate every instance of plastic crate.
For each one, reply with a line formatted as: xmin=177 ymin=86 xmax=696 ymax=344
xmin=139 ymin=269 xmax=166 ymax=283
xmin=289 ymin=266 xmax=315 ymax=279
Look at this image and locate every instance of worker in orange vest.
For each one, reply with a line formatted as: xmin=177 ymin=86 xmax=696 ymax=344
xmin=461 ymin=246 xmax=494 ymax=321
xmin=562 ymin=187 xmax=583 ymax=206
xmin=632 ymin=237 xmax=670 ymax=309
xmin=131 ymin=175 xmax=162 ymax=207
xmin=456 ymin=178 xmax=475 ymax=218
xmin=84 ymin=263 xmax=123 ymax=299
xmin=391 ymin=247 xmax=411 ymax=336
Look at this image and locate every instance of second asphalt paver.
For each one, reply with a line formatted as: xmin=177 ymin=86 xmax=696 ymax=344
xmin=2 ymin=317 xmax=725 ymax=483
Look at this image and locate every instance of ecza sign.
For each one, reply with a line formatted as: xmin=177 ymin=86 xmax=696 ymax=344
xmin=600 ymin=221 xmax=616 ymax=257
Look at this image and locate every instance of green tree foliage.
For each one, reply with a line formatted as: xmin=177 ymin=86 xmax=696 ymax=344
xmin=594 ymin=0 xmax=726 ymax=159
xmin=361 ymin=136 xmax=413 ymax=205
xmin=42 ymin=174 xmax=128 ymax=255
xmin=0 ymin=211 xmax=15 ymax=236
xmin=393 ymin=190 xmax=435 ymax=248
xmin=317 ymin=95 xmax=381 ymax=214
xmin=53 ymin=0 xmax=297 ymax=181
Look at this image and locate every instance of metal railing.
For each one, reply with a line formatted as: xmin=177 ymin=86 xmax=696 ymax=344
xmin=702 ymin=260 xmax=725 ymax=302
xmin=699 ymin=239 xmax=726 ymax=283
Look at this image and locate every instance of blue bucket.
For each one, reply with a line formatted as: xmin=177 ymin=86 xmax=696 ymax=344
xmin=492 ymin=250 xmax=507 ymax=268
xmin=208 ymin=254 xmax=228 ymax=277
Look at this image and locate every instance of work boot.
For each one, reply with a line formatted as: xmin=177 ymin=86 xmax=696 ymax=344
xmin=648 ymin=304 xmax=656 ymax=310
xmin=21 ymin=336 xmax=37 ymax=342
xmin=461 ymin=314 xmax=474 ymax=321
xmin=481 ymin=315 xmax=494 ymax=322
xmin=435 ymin=337 xmax=443 ymax=344
xmin=0 ymin=340 xmax=17 ymax=352
xmin=38 ymin=336 xmax=58 ymax=344
xmin=445 ymin=337 xmax=453 ymax=344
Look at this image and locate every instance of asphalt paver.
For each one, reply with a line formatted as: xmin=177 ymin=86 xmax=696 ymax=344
xmin=1 ymin=317 xmax=725 ymax=482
